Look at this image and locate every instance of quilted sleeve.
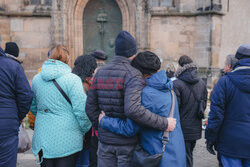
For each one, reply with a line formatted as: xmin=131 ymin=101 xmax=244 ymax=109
xmin=99 ymin=116 xmax=140 ymax=137
xmin=69 ymin=76 xmax=92 ymax=135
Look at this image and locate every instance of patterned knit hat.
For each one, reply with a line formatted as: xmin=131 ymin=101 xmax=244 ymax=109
xmin=131 ymin=51 xmax=161 ymax=75
xmin=72 ymin=54 xmax=97 ymax=82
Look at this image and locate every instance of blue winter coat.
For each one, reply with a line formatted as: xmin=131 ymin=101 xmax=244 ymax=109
xmin=100 ymin=70 xmax=186 ymax=167
xmin=205 ymin=58 xmax=250 ymax=159
xmin=0 ymin=47 xmax=33 ymax=166
xmin=30 ymin=59 xmax=92 ymax=159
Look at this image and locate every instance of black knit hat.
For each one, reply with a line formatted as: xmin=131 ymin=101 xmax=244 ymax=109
xmin=90 ymin=50 xmax=107 ymax=60
xmin=5 ymin=42 xmax=19 ymax=57
xmin=115 ymin=30 xmax=137 ymax=57
xmin=131 ymin=51 xmax=161 ymax=75
xmin=72 ymin=54 xmax=97 ymax=82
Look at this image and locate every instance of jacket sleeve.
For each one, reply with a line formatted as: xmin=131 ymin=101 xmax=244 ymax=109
xmin=203 ymin=84 xmax=208 ymax=111
xmin=99 ymin=116 xmax=140 ymax=137
xmin=173 ymin=81 xmax=181 ymax=108
xmin=205 ymin=77 xmax=226 ymax=142
xmin=15 ymin=65 xmax=33 ymax=121
xmin=69 ymin=77 xmax=92 ymax=135
xmin=85 ymin=77 xmax=100 ymax=129
xmin=30 ymin=96 xmax=38 ymax=117
xmin=124 ymin=73 xmax=168 ymax=131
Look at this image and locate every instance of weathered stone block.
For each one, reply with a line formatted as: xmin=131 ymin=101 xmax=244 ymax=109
xmin=24 ymin=18 xmax=51 ymax=32
xmin=11 ymin=32 xmax=50 ymax=49
xmin=10 ymin=18 xmax=24 ymax=32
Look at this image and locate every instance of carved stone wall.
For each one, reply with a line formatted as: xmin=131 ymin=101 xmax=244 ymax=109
xmin=0 ymin=0 xmax=249 ymax=83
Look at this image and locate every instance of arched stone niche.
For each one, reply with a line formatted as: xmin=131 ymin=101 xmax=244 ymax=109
xmin=66 ymin=0 xmax=136 ymax=65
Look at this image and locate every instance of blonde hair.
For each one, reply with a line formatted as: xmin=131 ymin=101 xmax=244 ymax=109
xmin=49 ymin=45 xmax=70 ymax=64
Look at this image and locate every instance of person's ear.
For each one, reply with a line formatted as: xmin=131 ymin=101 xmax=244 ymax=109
xmin=224 ymin=65 xmax=231 ymax=73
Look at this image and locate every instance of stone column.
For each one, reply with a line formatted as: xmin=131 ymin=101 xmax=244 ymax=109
xmin=51 ymin=0 xmax=68 ymax=46
xmin=136 ymin=0 xmax=150 ymax=51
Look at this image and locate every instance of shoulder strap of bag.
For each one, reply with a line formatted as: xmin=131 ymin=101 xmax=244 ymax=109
xmin=185 ymin=82 xmax=201 ymax=102
xmin=52 ymin=79 xmax=72 ymax=105
xmin=161 ymin=90 xmax=175 ymax=153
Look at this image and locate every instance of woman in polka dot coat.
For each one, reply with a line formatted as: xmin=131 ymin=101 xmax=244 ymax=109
xmin=30 ymin=45 xmax=92 ymax=167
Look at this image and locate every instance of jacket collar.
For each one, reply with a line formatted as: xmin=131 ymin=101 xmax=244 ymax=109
xmin=174 ymin=63 xmax=197 ymax=77
xmin=5 ymin=53 xmax=22 ymax=64
xmin=238 ymin=58 xmax=250 ymax=67
xmin=111 ymin=56 xmax=131 ymax=64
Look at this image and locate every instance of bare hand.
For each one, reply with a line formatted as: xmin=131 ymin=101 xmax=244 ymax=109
xmin=98 ymin=111 xmax=106 ymax=123
xmin=166 ymin=117 xmax=176 ymax=132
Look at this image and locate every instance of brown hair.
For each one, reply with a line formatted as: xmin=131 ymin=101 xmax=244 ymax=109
xmin=49 ymin=45 xmax=70 ymax=64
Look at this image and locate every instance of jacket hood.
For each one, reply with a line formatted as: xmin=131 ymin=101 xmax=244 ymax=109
xmin=175 ymin=63 xmax=200 ymax=84
xmin=145 ymin=70 xmax=173 ymax=92
xmin=41 ymin=59 xmax=71 ymax=81
xmin=227 ymin=58 xmax=250 ymax=93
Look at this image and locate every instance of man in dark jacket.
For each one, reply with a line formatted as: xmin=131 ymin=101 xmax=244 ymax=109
xmin=173 ymin=55 xmax=208 ymax=167
xmin=86 ymin=31 xmax=176 ymax=167
xmin=4 ymin=42 xmax=22 ymax=64
xmin=205 ymin=44 xmax=250 ymax=167
xmin=0 ymin=47 xmax=33 ymax=167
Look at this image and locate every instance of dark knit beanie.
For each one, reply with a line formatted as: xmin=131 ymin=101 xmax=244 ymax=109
xmin=115 ymin=30 xmax=137 ymax=57
xmin=5 ymin=42 xmax=19 ymax=57
xmin=235 ymin=44 xmax=250 ymax=60
xmin=72 ymin=54 xmax=97 ymax=82
xmin=178 ymin=55 xmax=193 ymax=67
xmin=90 ymin=50 xmax=107 ymax=60
xmin=131 ymin=51 xmax=161 ymax=75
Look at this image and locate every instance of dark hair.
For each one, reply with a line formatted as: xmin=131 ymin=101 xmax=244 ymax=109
xmin=178 ymin=55 xmax=193 ymax=67
xmin=72 ymin=54 xmax=97 ymax=82
xmin=131 ymin=51 xmax=161 ymax=75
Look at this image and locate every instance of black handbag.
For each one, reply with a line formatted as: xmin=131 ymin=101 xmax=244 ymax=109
xmin=132 ymin=90 xmax=175 ymax=167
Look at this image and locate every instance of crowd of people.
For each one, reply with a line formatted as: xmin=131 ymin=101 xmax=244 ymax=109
xmin=0 ymin=31 xmax=249 ymax=167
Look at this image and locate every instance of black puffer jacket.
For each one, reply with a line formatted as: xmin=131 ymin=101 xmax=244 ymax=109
xmin=173 ymin=63 xmax=207 ymax=140
xmin=86 ymin=56 xmax=169 ymax=145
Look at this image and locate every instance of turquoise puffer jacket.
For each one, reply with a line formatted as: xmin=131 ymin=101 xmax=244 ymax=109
xmin=30 ymin=59 xmax=91 ymax=159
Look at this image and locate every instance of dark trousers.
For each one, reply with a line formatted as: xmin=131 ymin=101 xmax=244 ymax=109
xmin=185 ymin=140 xmax=197 ymax=167
xmin=89 ymin=135 xmax=98 ymax=167
xmin=97 ymin=142 xmax=135 ymax=167
xmin=39 ymin=150 xmax=79 ymax=167
xmin=76 ymin=149 xmax=89 ymax=167
xmin=217 ymin=153 xmax=223 ymax=167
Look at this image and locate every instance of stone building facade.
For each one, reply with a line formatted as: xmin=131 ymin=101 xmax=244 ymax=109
xmin=0 ymin=0 xmax=249 ymax=84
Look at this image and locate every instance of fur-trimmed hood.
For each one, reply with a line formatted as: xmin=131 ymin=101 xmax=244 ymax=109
xmin=175 ymin=63 xmax=200 ymax=84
